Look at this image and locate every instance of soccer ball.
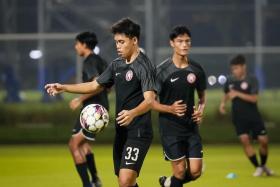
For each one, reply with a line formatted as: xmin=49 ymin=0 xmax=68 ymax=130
xmin=80 ymin=104 xmax=109 ymax=134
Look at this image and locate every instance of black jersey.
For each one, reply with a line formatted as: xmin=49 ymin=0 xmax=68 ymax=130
xmin=82 ymin=53 xmax=109 ymax=110
xmin=156 ymin=58 xmax=206 ymax=136
xmin=224 ymin=74 xmax=262 ymax=121
xmin=96 ymin=52 xmax=156 ymax=138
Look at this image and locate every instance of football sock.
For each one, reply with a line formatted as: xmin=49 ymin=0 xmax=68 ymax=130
xmin=259 ymin=152 xmax=268 ymax=166
xmin=170 ymin=176 xmax=183 ymax=187
xmin=248 ymin=154 xmax=260 ymax=167
xmin=75 ymin=163 xmax=91 ymax=187
xmin=182 ymin=170 xmax=193 ymax=183
xmin=86 ymin=153 xmax=98 ymax=182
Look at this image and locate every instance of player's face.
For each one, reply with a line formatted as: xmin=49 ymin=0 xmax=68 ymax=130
xmin=114 ymin=33 xmax=137 ymax=60
xmin=231 ymin=64 xmax=246 ymax=79
xmin=170 ymin=34 xmax=191 ymax=57
xmin=75 ymin=41 xmax=87 ymax=57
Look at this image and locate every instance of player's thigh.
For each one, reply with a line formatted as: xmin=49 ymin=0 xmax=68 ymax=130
xmin=239 ymin=134 xmax=251 ymax=146
xmin=69 ymin=131 xmax=86 ymax=149
xmin=120 ymin=137 xmax=152 ymax=176
xmin=257 ymin=135 xmax=269 ymax=146
xmin=187 ymin=158 xmax=203 ymax=174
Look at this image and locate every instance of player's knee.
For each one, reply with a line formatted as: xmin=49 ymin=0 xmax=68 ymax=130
xmin=190 ymin=170 xmax=201 ymax=180
xmin=174 ymin=166 xmax=186 ymax=179
xmin=118 ymin=177 xmax=133 ymax=187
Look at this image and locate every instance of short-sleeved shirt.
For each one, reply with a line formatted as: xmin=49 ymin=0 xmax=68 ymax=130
xmin=97 ymin=52 xmax=156 ymax=138
xmin=156 ymin=58 xmax=207 ymax=136
xmin=82 ymin=53 xmax=109 ymax=110
xmin=223 ymin=74 xmax=262 ymax=121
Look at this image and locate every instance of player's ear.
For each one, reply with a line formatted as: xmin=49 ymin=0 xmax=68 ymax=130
xmin=132 ymin=37 xmax=138 ymax=45
xmin=170 ymin=40 xmax=175 ymax=48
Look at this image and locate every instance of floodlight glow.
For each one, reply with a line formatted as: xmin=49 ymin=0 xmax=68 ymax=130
xmin=208 ymin=75 xmax=217 ymax=86
xmin=218 ymin=75 xmax=227 ymax=85
xmin=29 ymin=50 xmax=43 ymax=59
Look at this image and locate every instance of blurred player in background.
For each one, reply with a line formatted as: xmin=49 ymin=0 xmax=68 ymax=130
xmin=45 ymin=18 xmax=156 ymax=187
xmin=219 ymin=55 xmax=274 ymax=177
xmin=153 ymin=26 xmax=206 ymax=187
xmin=69 ymin=31 xmax=109 ymax=187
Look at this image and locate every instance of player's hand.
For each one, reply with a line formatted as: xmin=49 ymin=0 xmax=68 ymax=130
xmin=116 ymin=110 xmax=136 ymax=126
xmin=219 ymin=102 xmax=227 ymax=115
xmin=44 ymin=83 xmax=64 ymax=96
xmin=192 ymin=106 xmax=203 ymax=124
xmin=69 ymin=98 xmax=82 ymax=110
xmin=228 ymin=89 xmax=238 ymax=100
xmin=170 ymin=100 xmax=187 ymax=116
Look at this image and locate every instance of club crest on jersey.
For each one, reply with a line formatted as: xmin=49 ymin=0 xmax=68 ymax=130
xmin=187 ymin=73 xmax=196 ymax=84
xmin=125 ymin=70 xmax=133 ymax=81
xmin=241 ymin=81 xmax=248 ymax=90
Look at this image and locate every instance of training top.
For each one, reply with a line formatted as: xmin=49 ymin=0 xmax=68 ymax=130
xmin=224 ymin=74 xmax=262 ymax=121
xmin=97 ymin=52 xmax=156 ymax=138
xmin=156 ymin=58 xmax=207 ymax=136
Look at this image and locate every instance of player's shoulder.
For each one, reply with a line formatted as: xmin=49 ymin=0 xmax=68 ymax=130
xmin=189 ymin=59 xmax=205 ymax=72
xmin=156 ymin=58 xmax=172 ymax=74
xmin=134 ymin=52 xmax=155 ymax=71
xmin=246 ymin=74 xmax=258 ymax=83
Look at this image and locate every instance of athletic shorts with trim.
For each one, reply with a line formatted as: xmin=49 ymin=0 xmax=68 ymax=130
xmin=72 ymin=113 xmax=96 ymax=141
xmin=161 ymin=133 xmax=203 ymax=161
xmin=113 ymin=135 xmax=152 ymax=176
xmin=233 ymin=118 xmax=267 ymax=139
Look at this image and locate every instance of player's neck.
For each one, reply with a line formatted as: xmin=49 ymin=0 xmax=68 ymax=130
xmin=172 ymin=54 xmax=189 ymax=68
xmin=236 ymin=73 xmax=247 ymax=80
xmin=126 ymin=47 xmax=140 ymax=64
xmin=83 ymin=50 xmax=93 ymax=58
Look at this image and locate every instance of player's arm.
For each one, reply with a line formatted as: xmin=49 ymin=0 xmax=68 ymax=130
xmin=219 ymin=93 xmax=230 ymax=114
xmin=228 ymin=89 xmax=258 ymax=103
xmin=192 ymin=90 xmax=206 ymax=123
xmin=45 ymin=80 xmax=104 ymax=96
xmin=151 ymin=97 xmax=187 ymax=116
xmin=116 ymin=91 xmax=156 ymax=126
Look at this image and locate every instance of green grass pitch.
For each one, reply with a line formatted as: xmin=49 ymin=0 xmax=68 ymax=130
xmin=0 ymin=144 xmax=279 ymax=187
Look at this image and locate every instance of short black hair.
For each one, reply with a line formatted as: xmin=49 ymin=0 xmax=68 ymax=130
xmin=75 ymin=31 xmax=98 ymax=50
xmin=169 ymin=25 xmax=191 ymax=40
xmin=230 ymin=54 xmax=246 ymax=65
xmin=111 ymin=18 xmax=140 ymax=40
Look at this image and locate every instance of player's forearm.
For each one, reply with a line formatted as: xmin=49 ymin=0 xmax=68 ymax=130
xmin=151 ymin=99 xmax=173 ymax=114
xmin=130 ymin=91 xmax=155 ymax=117
xmin=78 ymin=90 xmax=104 ymax=102
xmin=63 ymin=81 xmax=102 ymax=94
xmin=237 ymin=92 xmax=258 ymax=103
xmin=197 ymin=91 xmax=206 ymax=112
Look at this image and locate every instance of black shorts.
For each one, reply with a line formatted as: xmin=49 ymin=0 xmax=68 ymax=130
xmin=113 ymin=135 xmax=152 ymax=176
xmin=72 ymin=115 xmax=96 ymax=141
xmin=233 ymin=118 xmax=267 ymax=139
xmin=161 ymin=134 xmax=203 ymax=161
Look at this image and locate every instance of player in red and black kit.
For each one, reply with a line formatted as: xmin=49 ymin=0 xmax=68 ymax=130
xmin=45 ymin=18 xmax=156 ymax=187
xmin=152 ymin=26 xmax=206 ymax=187
xmin=219 ymin=55 xmax=274 ymax=177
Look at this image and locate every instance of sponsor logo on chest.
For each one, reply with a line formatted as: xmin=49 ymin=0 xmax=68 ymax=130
xmin=240 ymin=81 xmax=248 ymax=90
xmin=125 ymin=70 xmax=134 ymax=81
xmin=187 ymin=73 xmax=196 ymax=84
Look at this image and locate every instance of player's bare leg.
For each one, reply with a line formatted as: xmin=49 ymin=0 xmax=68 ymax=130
xmin=239 ymin=134 xmax=263 ymax=176
xmin=69 ymin=132 xmax=92 ymax=187
xmin=186 ymin=158 xmax=202 ymax=180
xmin=257 ymin=135 xmax=274 ymax=176
xmin=118 ymin=169 xmax=138 ymax=187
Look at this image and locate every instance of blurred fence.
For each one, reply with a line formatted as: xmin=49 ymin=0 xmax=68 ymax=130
xmin=0 ymin=0 xmax=280 ymax=97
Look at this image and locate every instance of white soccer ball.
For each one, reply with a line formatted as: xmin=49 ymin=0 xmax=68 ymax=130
xmin=80 ymin=104 xmax=109 ymax=134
